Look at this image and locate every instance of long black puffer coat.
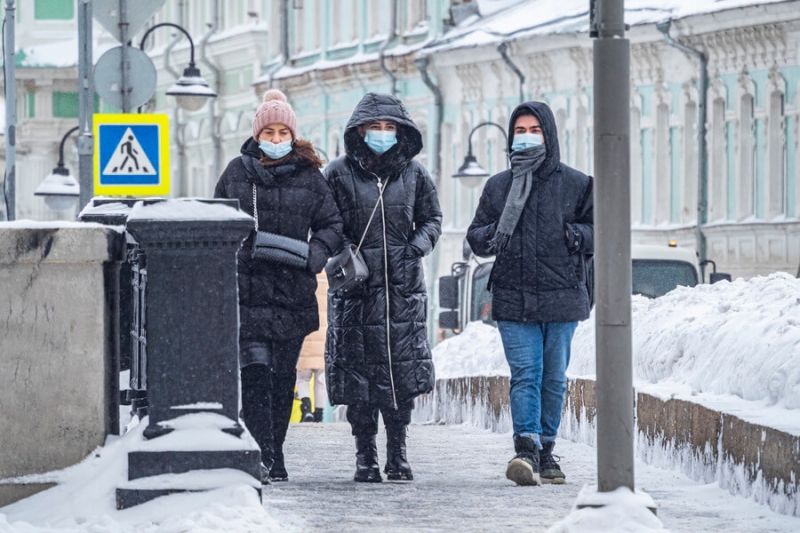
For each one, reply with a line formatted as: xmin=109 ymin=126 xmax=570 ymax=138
xmin=467 ymin=101 xmax=594 ymax=323
xmin=324 ymin=93 xmax=442 ymax=408
xmin=214 ymin=138 xmax=343 ymax=342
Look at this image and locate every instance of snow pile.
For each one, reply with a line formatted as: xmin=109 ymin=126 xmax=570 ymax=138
xmin=433 ymin=322 xmax=509 ymax=379
xmin=548 ymin=485 xmax=669 ymax=533
xmin=570 ymin=273 xmax=800 ymax=415
xmin=0 ymin=417 xmax=286 ymax=533
xmin=434 ymin=273 xmax=800 ymax=424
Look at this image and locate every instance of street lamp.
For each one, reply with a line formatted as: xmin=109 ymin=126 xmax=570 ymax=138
xmin=453 ymin=121 xmax=508 ymax=188
xmin=35 ymin=126 xmax=80 ymax=212
xmin=139 ymin=23 xmax=217 ymax=112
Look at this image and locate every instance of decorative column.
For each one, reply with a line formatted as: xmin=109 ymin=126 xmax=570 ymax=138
xmin=117 ymin=198 xmax=258 ymax=508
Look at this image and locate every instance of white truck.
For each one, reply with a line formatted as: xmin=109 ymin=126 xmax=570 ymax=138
xmin=438 ymin=241 xmax=730 ymax=333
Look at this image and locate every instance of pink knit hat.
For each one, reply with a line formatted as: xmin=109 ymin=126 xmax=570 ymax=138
xmin=252 ymin=89 xmax=297 ymax=140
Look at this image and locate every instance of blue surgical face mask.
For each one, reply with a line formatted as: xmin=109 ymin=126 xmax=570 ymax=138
xmin=511 ymin=133 xmax=544 ymax=152
xmin=364 ymin=130 xmax=397 ymax=154
xmin=259 ymin=139 xmax=293 ymax=159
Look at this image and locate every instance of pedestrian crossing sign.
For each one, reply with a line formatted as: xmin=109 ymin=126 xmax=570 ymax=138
xmin=94 ymin=113 xmax=170 ymax=196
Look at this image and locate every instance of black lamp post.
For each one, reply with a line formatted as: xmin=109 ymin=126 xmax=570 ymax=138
xmin=453 ymin=121 xmax=508 ymax=188
xmin=139 ymin=23 xmax=217 ymax=112
xmin=35 ymin=125 xmax=80 ymax=212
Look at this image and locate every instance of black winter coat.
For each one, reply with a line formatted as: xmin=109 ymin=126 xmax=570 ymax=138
xmin=325 ymin=93 xmax=442 ymax=408
xmin=214 ymin=138 xmax=343 ymax=342
xmin=467 ymin=101 xmax=594 ymax=323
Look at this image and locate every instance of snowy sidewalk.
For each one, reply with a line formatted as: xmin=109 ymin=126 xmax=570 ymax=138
xmin=267 ymin=422 xmax=800 ymax=533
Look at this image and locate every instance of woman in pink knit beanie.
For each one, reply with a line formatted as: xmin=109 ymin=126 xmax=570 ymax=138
xmin=214 ymin=88 xmax=343 ymax=485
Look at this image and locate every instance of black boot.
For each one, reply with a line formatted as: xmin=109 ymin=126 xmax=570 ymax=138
xmin=313 ymin=408 xmax=324 ymax=423
xmin=384 ymin=425 xmax=413 ymax=481
xmin=540 ymin=441 xmax=565 ymax=484
xmin=300 ymin=397 xmax=314 ymax=423
xmin=354 ymin=435 xmax=382 ymax=483
xmin=505 ymin=435 xmax=541 ymax=486
xmin=269 ymin=447 xmax=288 ymax=482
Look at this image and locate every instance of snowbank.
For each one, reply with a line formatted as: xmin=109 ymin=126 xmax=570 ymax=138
xmin=433 ymin=273 xmax=800 ymax=429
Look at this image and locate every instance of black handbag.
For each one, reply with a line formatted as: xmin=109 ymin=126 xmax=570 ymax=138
xmin=251 ymin=183 xmax=309 ymax=269
xmin=325 ymin=182 xmax=384 ymax=292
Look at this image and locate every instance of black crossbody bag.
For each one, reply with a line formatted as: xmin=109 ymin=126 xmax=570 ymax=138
xmin=325 ymin=183 xmax=384 ymax=292
xmin=251 ymin=183 xmax=309 ymax=269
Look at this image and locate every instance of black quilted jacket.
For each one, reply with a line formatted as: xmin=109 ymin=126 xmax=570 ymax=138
xmin=324 ymin=93 xmax=442 ymax=408
xmin=467 ymin=101 xmax=594 ymax=323
xmin=214 ymin=138 xmax=343 ymax=341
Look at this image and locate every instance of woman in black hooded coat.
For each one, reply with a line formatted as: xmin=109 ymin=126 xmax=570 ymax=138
xmin=324 ymin=93 xmax=442 ymax=482
xmin=214 ymin=89 xmax=343 ymax=484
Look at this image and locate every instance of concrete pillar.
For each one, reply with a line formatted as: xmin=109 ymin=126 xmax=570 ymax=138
xmin=0 ymin=223 xmax=125 ymax=506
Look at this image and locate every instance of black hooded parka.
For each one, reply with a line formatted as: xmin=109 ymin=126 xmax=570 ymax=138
xmin=467 ymin=101 xmax=594 ymax=323
xmin=214 ymin=138 xmax=343 ymax=343
xmin=324 ymin=93 xmax=443 ymax=409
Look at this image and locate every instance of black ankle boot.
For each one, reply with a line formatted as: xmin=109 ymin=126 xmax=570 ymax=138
xmin=539 ymin=441 xmax=565 ymax=484
xmin=354 ymin=435 xmax=382 ymax=482
xmin=384 ymin=425 xmax=413 ymax=480
xmin=313 ymin=408 xmax=324 ymax=423
xmin=505 ymin=435 xmax=541 ymax=486
xmin=269 ymin=447 xmax=288 ymax=482
xmin=300 ymin=397 xmax=314 ymax=422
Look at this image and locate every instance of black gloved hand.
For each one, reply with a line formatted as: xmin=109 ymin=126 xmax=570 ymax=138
xmin=307 ymin=243 xmax=328 ymax=273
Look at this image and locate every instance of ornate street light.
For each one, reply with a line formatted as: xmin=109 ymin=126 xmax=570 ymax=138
xmin=453 ymin=121 xmax=508 ymax=188
xmin=35 ymin=126 xmax=80 ymax=212
xmin=139 ymin=23 xmax=217 ymax=112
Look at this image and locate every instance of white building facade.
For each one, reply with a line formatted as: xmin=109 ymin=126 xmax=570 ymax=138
xmin=2 ymin=0 xmax=799 ymax=296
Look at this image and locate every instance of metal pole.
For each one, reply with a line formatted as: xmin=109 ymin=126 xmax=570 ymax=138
xmin=119 ymin=0 xmax=130 ymax=113
xmin=656 ymin=21 xmax=708 ymax=267
xmin=78 ymin=0 xmax=94 ymax=212
xmin=4 ymin=0 xmax=16 ymax=221
xmin=592 ymin=0 xmax=634 ymax=492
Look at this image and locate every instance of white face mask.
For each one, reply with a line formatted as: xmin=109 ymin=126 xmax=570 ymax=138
xmin=511 ymin=133 xmax=544 ymax=152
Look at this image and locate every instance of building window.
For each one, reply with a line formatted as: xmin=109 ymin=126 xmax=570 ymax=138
xmin=738 ymin=93 xmax=755 ymax=219
xmin=25 ymin=91 xmax=36 ymax=119
xmin=766 ymin=91 xmax=785 ymax=217
xmin=52 ymin=92 xmax=79 ymax=118
xmin=34 ymin=0 xmax=74 ymax=20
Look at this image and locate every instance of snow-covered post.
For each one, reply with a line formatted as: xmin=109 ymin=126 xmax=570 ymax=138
xmin=118 ymin=199 xmax=259 ymax=508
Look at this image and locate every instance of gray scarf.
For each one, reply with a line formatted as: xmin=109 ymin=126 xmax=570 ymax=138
xmin=488 ymin=144 xmax=547 ymax=255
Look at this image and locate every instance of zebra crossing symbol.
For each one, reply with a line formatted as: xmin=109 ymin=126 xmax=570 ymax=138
xmin=94 ymin=113 xmax=171 ymax=196
xmin=102 ymin=128 xmax=157 ymax=176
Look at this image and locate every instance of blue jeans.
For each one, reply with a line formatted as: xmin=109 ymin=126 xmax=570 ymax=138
xmin=497 ymin=321 xmax=578 ymax=449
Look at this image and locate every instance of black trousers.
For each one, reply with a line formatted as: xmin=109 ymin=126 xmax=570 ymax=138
xmin=240 ymin=337 xmax=303 ymax=463
xmin=346 ymin=399 xmax=414 ymax=436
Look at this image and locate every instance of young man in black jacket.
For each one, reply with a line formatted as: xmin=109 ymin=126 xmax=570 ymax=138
xmin=467 ymin=101 xmax=593 ymax=486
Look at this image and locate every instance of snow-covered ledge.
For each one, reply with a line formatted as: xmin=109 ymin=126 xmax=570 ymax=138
xmin=0 ymin=222 xmax=125 ymax=506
